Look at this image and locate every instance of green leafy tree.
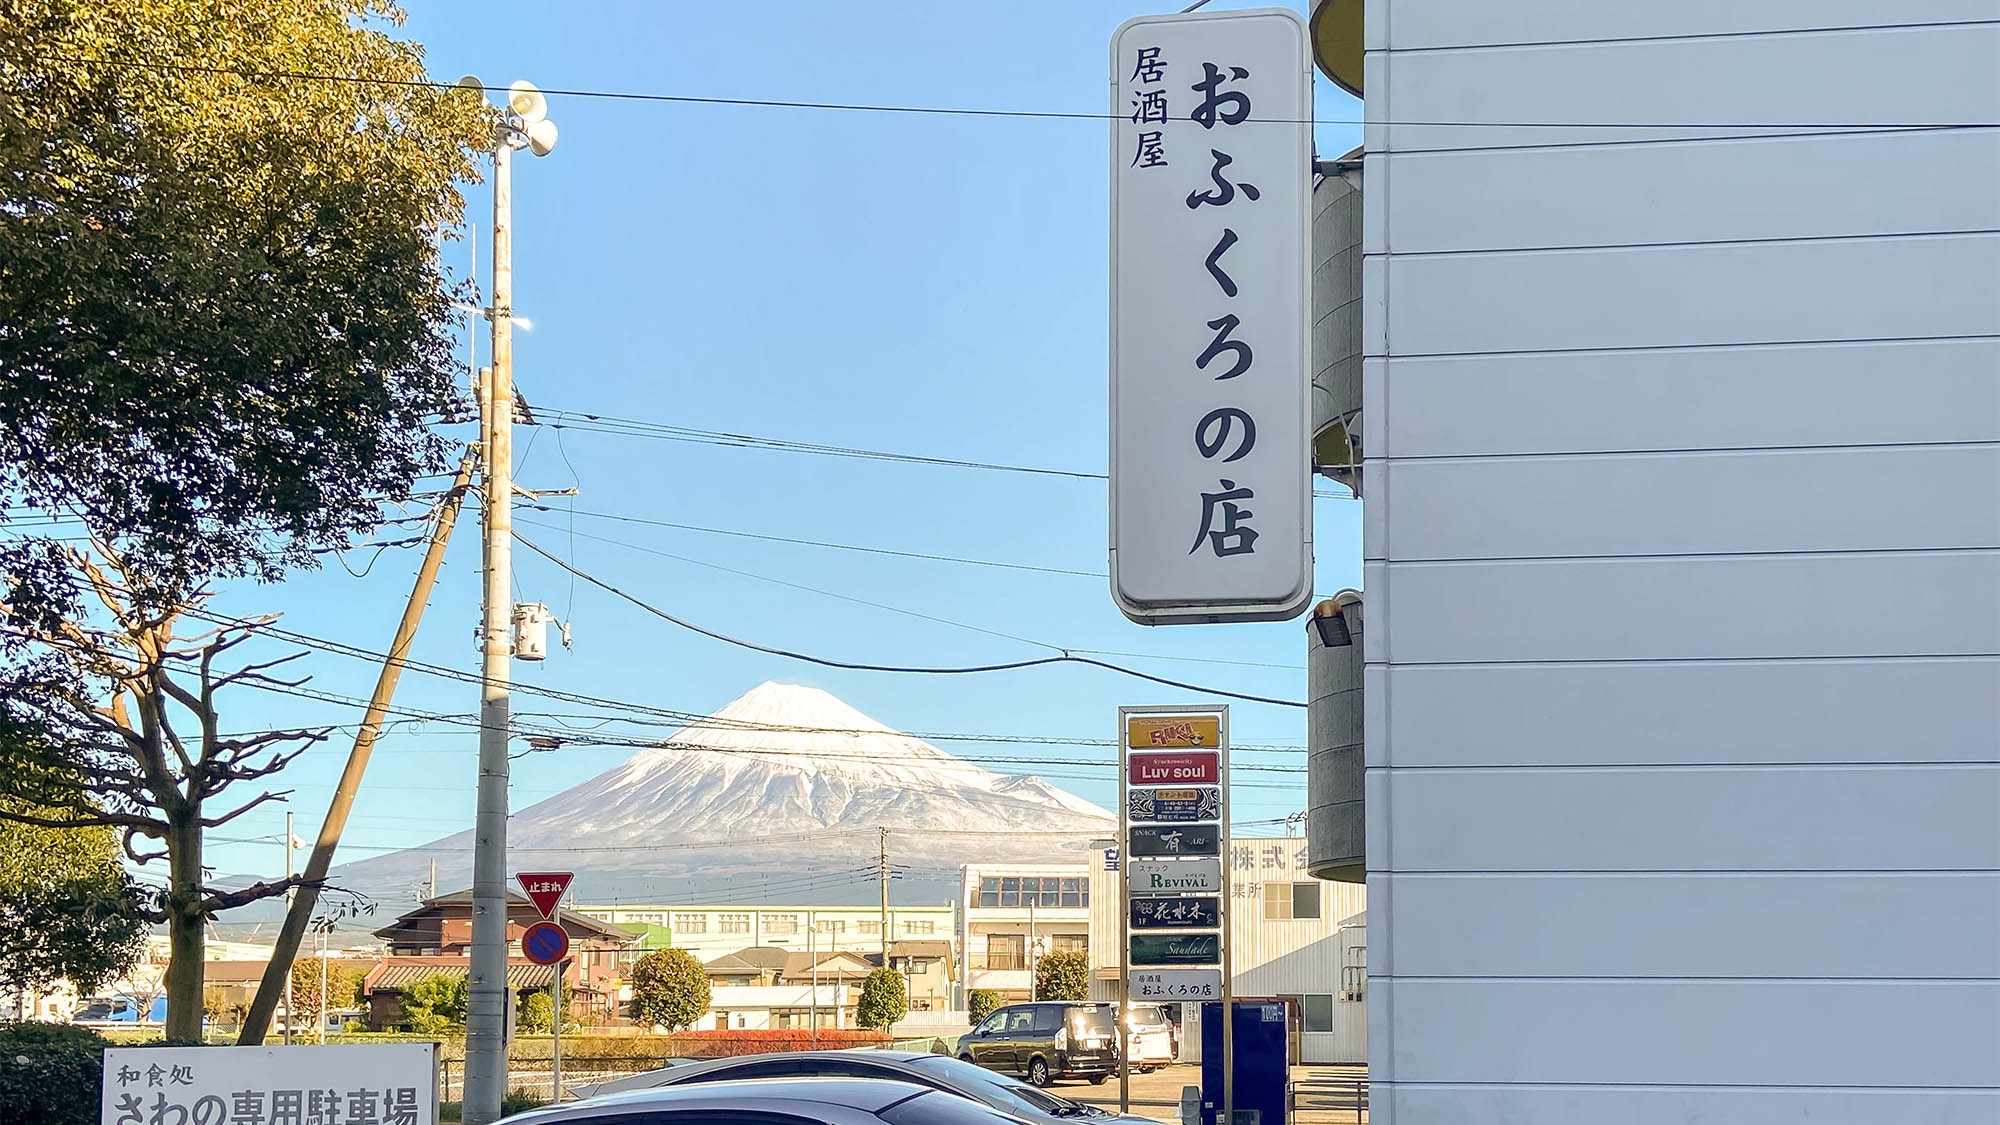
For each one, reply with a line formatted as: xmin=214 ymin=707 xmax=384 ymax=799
xmin=202 ymin=985 xmax=244 ymax=1031
xmin=289 ymin=958 xmax=365 ymax=1030
xmin=628 ymin=949 xmax=710 ymax=1031
xmin=0 ymin=0 xmax=489 ymax=1044
xmin=856 ymin=968 xmax=906 ymax=1032
xmin=399 ymin=972 xmax=469 ymax=1034
xmin=1033 ymin=951 xmax=1090 ymax=1002
xmin=0 ymin=0 xmax=488 ymax=594
xmin=516 ymin=988 xmax=554 ymax=1034
xmin=968 ymin=989 xmax=1005 ymax=1026
xmin=0 ymin=798 xmax=146 ymax=996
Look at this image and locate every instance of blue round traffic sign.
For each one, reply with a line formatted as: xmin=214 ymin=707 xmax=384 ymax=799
xmin=521 ymin=920 xmax=569 ymax=966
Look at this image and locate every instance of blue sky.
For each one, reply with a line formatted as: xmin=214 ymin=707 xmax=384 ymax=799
xmin=196 ymin=0 xmax=1363 ymax=896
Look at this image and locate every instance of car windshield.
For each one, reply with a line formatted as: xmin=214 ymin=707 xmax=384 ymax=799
xmin=881 ymin=1089 xmax=1042 ymax=1125
xmin=908 ymin=1055 xmax=1104 ymax=1118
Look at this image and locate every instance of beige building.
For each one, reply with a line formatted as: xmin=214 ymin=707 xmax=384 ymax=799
xmin=958 ymin=863 xmax=1094 ymax=1001
xmin=575 ymin=901 xmax=953 ymax=964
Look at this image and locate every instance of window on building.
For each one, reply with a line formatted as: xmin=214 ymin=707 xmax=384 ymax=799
xmin=1294 ymin=881 xmax=1321 ymax=920
xmin=1302 ymin=994 xmax=1334 ymax=1033
xmin=1341 ymin=945 xmax=1366 ymax=1001
xmin=860 ymin=920 xmax=882 ymax=936
xmin=1263 ymin=882 xmax=1322 ymax=921
xmin=999 ymin=877 xmax=1021 ymax=907
xmin=903 ymin=920 xmax=934 ymax=936
xmin=762 ymin=914 xmax=799 ymax=935
xmin=673 ymin=914 xmax=708 ymax=934
xmin=815 ymin=919 xmax=846 ymax=936
xmin=1051 ymin=934 xmax=1087 ymax=955
xmin=1039 ymin=880 xmax=1060 ymax=908
xmin=719 ymin=913 xmax=751 ymax=934
xmin=987 ymin=934 xmax=1025 ymax=970
xmin=1059 ymin=878 xmax=1082 ymax=908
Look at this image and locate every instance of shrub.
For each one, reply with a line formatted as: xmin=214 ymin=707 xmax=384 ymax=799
xmin=629 ymin=949 xmax=709 ymax=1031
xmin=1034 ymin=950 xmax=1090 ymax=1001
xmin=400 ymin=973 xmax=470 ymax=1033
xmin=967 ymin=989 xmax=1004 ymax=1025
xmin=855 ymin=969 xmax=906 ymax=1031
xmin=0 ymin=1022 xmax=110 ymax=1125
xmin=516 ymin=989 xmax=554 ymax=1034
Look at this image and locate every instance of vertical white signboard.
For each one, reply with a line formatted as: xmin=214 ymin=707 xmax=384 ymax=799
xmin=1110 ymin=8 xmax=1313 ymax=625
xmin=102 ymin=1043 xmax=439 ymax=1125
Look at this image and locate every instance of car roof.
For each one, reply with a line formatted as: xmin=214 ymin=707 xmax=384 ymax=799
xmin=527 ymin=1077 xmax=935 ymax=1119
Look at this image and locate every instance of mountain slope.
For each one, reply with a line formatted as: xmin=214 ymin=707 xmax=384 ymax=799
xmin=327 ymin=682 xmax=1114 ymax=911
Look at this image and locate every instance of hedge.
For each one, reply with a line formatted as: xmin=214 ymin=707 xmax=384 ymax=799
xmin=0 ymin=1023 xmax=205 ymax=1125
xmin=661 ymin=1029 xmax=892 ymax=1058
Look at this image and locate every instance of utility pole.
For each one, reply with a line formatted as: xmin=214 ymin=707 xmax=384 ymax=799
xmin=462 ymin=79 xmax=558 ymax=1125
xmin=465 ymin=117 xmax=518 ymax=1125
xmin=237 ymin=450 xmax=478 ymax=1045
xmin=878 ymin=828 xmax=890 ymax=962
xmin=281 ymin=810 xmax=293 ymax=1045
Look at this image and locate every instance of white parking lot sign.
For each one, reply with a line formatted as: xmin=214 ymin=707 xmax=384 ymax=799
xmin=101 ymin=1043 xmax=438 ymax=1125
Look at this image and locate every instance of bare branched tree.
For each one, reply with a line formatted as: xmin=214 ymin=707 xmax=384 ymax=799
xmin=0 ymin=540 xmax=330 ymax=1040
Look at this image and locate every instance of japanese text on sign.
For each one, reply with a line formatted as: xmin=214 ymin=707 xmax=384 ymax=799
xmin=1110 ymin=8 xmax=1312 ymax=624
xmin=101 ymin=1044 xmax=437 ymax=1125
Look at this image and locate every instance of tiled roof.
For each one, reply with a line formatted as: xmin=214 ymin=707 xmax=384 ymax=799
xmin=372 ymin=891 xmax=638 ymax=943
xmin=202 ymin=959 xmax=378 ymax=984
xmin=705 ymin=946 xmax=794 ymax=973
xmin=364 ymin=957 xmax=556 ymax=992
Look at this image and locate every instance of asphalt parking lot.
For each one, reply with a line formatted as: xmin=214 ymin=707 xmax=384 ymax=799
xmin=1064 ymin=1064 xmax=1368 ymax=1125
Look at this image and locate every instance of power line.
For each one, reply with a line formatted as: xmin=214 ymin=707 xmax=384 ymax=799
xmin=521 ymin=507 xmax=1103 ymax=580
xmin=514 ymin=517 xmax=1301 ymax=673
xmin=31 ymin=53 xmax=2000 ymax=129
xmin=239 ymin=679 xmax=1306 ymax=777
xmin=512 ymin=531 xmax=1306 ymax=708
xmin=536 ymin=407 xmax=1359 ymax=500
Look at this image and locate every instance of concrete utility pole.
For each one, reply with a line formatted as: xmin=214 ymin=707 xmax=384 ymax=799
xmin=466 ymin=117 xmax=517 ymax=1125
xmin=462 ymin=77 xmax=558 ymax=1125
xmin=878 ymin=828 xmax=890 ymax=962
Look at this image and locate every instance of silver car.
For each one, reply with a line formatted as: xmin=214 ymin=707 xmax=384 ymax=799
xmin=511 ymin=1076 xmax=1025 ymax=1125
xmin=570 ymin=1051 xmax=1157 ymax=1125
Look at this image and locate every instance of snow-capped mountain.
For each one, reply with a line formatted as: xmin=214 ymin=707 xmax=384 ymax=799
xmin=326 ymin=682 xmax=1115 ymax=912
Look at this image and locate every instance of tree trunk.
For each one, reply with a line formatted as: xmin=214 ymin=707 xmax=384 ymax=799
xmin=162 ymin=811 xmax=206 ymax=1041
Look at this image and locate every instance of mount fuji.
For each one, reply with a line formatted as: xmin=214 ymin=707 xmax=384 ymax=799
xmin=327 ymin=682 xmax=1116 ymax=912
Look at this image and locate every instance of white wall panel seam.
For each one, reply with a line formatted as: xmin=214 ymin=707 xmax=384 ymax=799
xmin=1384 ymin=17 xmax=2000 ymax=55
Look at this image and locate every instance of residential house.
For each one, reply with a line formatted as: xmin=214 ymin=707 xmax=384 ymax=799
xmin=369 ymin=888 xmax=639 ymax=1028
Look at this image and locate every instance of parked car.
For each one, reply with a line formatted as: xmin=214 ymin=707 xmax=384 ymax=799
xmin=511 ymin=1077 xmax=1024 ymax=1125
xmin=1123 ymin=1005 xmax=1176 ymax=1072
xmin=71 ymin=995 xmax=169 ymax=1027
xmin=961 ymin=1002 xmax=1121 ymax=1087
xmin=570 ymin=1050 xmax=1156 ymax=1125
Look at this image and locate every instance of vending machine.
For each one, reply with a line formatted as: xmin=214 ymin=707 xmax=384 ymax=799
xmin=1199 ymin=1000 xmax=1289 ymax=1125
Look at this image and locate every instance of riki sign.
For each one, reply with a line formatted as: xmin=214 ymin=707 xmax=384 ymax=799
xmin=1126 ymin=715 xmax=1221 ymax=749
xmin=516 ymin=871 xmax=574 ymax=920
xmin=1130 ymin=751 xmax=1220 ymax=785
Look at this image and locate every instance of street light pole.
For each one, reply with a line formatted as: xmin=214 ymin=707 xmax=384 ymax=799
xmin=461 ymin=77 xmax=558 ymax=1125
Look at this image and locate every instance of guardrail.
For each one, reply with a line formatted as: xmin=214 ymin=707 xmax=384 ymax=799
xmin=1288 ymin=1076 xmax=1368 ymax=1123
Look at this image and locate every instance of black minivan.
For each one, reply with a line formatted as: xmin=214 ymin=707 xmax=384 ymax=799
xmin=959 ymin=1001 xmax=1121 ymax=1087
